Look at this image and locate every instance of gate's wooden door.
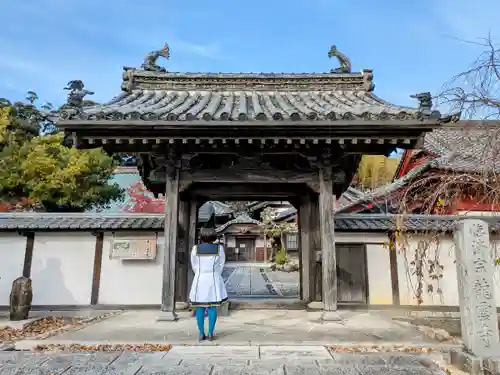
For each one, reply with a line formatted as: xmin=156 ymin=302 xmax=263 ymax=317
xmin=235 ymin=238 xmax=255 ymax=261
xmin=336 ymin=244 xmax=368 ymax=303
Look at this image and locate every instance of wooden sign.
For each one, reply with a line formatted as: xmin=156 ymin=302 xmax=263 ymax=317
xmin=110 ymin=237 xmax=157 ymax=260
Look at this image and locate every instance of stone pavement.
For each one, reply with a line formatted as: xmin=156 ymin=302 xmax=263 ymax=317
xmin=32 ymin=310 xmax=438 ymax=345
xmin=223 ymin=264 xmax=300 ymax=298
xmin=0 ymin=346 xmax=450 ymax=374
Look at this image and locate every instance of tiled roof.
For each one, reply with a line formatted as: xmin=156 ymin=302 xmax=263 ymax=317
xmin=274 ymin=207 xmax=297 ymax=221
xmin=1 ymin=213 xmax=498 ymax=232
xmin=62 ymin=89 xmax=423 ymax=122
xmin=58 ymin=70 xmax=440 ymax=122
xmin=322 ymin=126 xmax=500 ymax=214
xmin=423 ymin=127 xmax=500 ymax=173
xmin=335 ymin=160 xmax=435 ymax=214
xmin=215 ymin=213 xmax=261 ymax=233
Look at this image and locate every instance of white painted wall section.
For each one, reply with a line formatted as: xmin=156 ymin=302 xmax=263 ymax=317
xmin=365 ymin=244 xmax=393 ymax=305
xmin=31 ymin=233 xmax=95 ymax=306
xmin=0 ymin=234 xmax=26 ymax=306
xmin=98 ymin=232 xmax=163 ymax=305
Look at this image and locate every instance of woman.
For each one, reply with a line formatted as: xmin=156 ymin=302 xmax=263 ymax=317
xmin=189 ymin=227 xmax=228 ymax=341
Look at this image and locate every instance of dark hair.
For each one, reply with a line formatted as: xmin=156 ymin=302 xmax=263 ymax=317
xmin=199 ymin=227 xmax=217 ymax=243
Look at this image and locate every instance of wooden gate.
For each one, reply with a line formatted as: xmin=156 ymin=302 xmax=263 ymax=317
xmin=235 ymin=237 xmax=255 ymax=261
xmin=336 ymin=244 xmax=368 ymax=303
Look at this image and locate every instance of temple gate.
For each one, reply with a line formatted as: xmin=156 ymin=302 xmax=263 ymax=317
xmin=57 ymin=43 xmax=454 ymax=320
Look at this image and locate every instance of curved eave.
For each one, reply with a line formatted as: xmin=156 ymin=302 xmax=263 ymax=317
xmin=57 ymin=87 xmax=443 ymax=123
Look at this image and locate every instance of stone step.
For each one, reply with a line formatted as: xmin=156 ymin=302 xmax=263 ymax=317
xmin=229 ymin=298 xmax=305 ymax=310
xmin=189 ymin=303 xmax=230 ymax=317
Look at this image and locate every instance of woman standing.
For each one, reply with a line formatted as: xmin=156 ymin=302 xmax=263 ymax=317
xmin=189 ymin=227 xmax=228 ymax=341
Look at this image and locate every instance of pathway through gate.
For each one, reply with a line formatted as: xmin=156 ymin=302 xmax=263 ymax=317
xmin=222 ymin=263 xmax=300 ymax=298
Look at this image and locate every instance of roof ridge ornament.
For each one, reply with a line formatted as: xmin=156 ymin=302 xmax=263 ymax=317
xmin=141 ymin=43 xmax=170 ymax=72
xmin=64 ymin=80 xmax=94 ymax=108
xmin=328 ymin=45 xmax=352 ymax=74
xmin=410 ymin=92 xmax=433 ymax=111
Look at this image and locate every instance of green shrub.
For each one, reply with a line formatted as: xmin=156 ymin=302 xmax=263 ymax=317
xmin=275 ymin=247 xmax=288 ymax=265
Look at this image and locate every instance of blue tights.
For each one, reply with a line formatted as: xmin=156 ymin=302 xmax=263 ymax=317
xmin=195 ymin=307 xmax=217 ymax=337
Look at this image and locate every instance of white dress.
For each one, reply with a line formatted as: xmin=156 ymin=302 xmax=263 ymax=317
xmin=188 ymin=243 xmax=228 ymax=307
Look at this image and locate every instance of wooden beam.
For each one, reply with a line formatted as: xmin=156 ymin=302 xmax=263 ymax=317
xmin=175 ymin=199 xmax=190 ymax=304
xmin=179 ymin=169 xmax=318 ymax=184
xmin=186 ymin=199 xmax=199 ymax=301
xmin=90 ymin=233 xmax=104 ymax=305
xmin=319 ymin=166 xmax=341 ymax=320
xmin=299 ymin=197 xmax=314 ymax=302
xmin=22 ymin=232 xmax=35 ymax=278
xmin=188 ymin=183 xmax=310 ymax=200
xmin=388 ymin=232 xmax=400 ymax=306
xmin=59 ymin=118 xmax=442 ymax=130
xmin=310 ymin=197 xmax=321 ymax=302
xmin=158 ymin=164 xmax=180 ymax=321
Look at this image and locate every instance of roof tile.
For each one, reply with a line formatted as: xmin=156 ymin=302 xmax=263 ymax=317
xmin=0 ymin=213 xmax=498 ymax=233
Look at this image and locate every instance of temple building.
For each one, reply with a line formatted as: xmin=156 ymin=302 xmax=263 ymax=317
xmin=337 ymin=126 xmax=500 ymax=215
xmin=56 ymin=43 xmax=456 ymax=320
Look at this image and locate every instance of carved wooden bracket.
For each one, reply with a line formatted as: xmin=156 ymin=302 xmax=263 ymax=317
xmin=179 ymin=181 xmax=192 ymax=192
xmin=306 ymin=182 xmax=320 ymax=194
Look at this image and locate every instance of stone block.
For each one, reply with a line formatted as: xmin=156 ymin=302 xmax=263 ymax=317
xmin=168 ymin=345 xmax=258 ymax=360
xmin=137 ymin=362 xmax=213 ymax=374
xmin=260 ymin=346 xmax=331 ymax=360
xmin=453 ymin=219 xmax=500 ymax=358
xmin=156 ymin=310 xmax=179 ymax=321
xmin=218 ymin=302 xmax=230 ymax=316
xmin=175 ymin=301 xmax=189 ymax=310
xmin=212 ymin=363 xmax=286 ymax=375
xmin=189 ymin=302 xmax=230 ymax=317
xmin=321 ymin=310 xmax=343 ymax=321
xmin=449 ymin=348 xmax=483 ymax=375
xmin=483 ymin=357 xmax=500 ymax=375
xmin=307 ymin=301 xmax=323 ymax=310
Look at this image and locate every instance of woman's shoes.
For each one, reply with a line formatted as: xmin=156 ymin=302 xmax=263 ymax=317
xmin=198 ymin=334 xmax=215 ymax=341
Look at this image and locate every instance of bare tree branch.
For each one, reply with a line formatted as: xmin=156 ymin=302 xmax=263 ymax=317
xmin=394 ymin=34 xmax=500 ymax=305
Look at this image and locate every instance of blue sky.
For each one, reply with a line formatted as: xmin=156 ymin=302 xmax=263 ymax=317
xmin=0 ymin=0 xmax=499 ymax=109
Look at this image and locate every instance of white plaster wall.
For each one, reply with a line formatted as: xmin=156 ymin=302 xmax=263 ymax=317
xmin=335 ymin=233 xmax=392 ymax=305
xmin=31 ymin=233 xmax=95 ymax=306
xmin=365 ymin=244 xmax=393 ymax=305
xmin=396 ymin=234 xmax=500 ymax=307
xmin=489 ymin=236 xmax=500 ymax=308
xmin=98 ymin=232 xmax=163 ymax=305
xmin=397 ymin=234 xmax=459 ymax=306
xmin=0 ymin=234 xmax=27 ymax=306
xmin=256 ymin=238 xmax=264 ymax=247
xmin=335 ymin=232 xmax=387 ymax=244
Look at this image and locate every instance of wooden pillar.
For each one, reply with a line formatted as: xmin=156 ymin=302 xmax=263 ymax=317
xmin=310 ymin=197 xmax=322 ymax=302
xmin=319 ymin=166 xmax=341 ymax=320
xmin=186 ymin=199 xmax=200 ymax=300
xmin=158 ymin=163 xmax=180 ymax=321
xmin=175 ymin=198 xmax=190 ymax=307
xmin=299 ymin=196 xmax=314 ymax=302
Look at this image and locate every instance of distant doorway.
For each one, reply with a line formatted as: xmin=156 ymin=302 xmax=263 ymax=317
xmin=235 ymin=237 xmax=255 ymax=261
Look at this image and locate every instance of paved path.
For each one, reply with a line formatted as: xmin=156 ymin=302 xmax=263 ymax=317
xmin=0 ymin=346 xmax=449 ymax=374
xmin=223 ymin=264 xmax=300 ymax=298
xmin=39 ymin=310 xmax=436 ymax=345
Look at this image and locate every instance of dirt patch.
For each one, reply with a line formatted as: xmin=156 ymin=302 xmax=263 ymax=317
xmin=0 ymin=312 xmax=118 ymax=343
xmin=34 ymin=343 xmax=172 ymax=352
xmin=394 ymin=316 xmax=500 ymax=338
xmin=329 ymin=345 xmax=438 ymax=353
xmin=0 ymin=317 xmax=84 ymax=342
